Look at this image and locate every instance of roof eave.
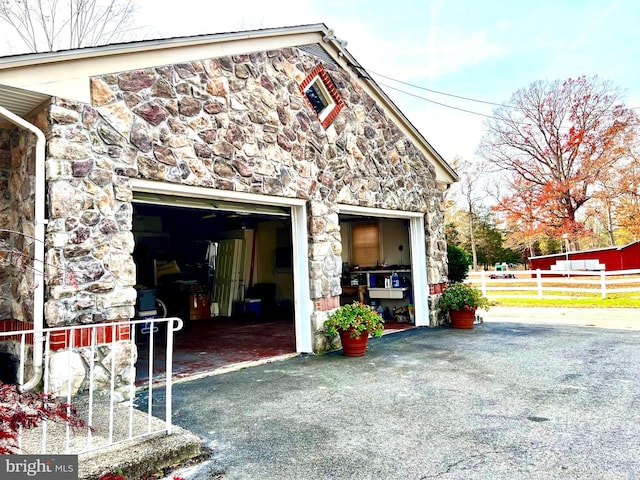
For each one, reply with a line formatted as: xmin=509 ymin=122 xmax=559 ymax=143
xmin=0 ymin=23 xmax=458 ymax=182
xmin=0 ymin=23 xmax=329 ymax=70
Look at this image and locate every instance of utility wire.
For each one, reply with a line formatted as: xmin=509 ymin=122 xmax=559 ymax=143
xmin=348 ymin=60 xmax=519 ymax=117
xmin=375 ymin=82 xmax=496 ymax=118
xmin=368 ymin=69 xmax=509 ymax=108
xmin=374 ymin=78 xmax=637 ymax=127
xmin=362 ymin=66 xmax=639 ymax=119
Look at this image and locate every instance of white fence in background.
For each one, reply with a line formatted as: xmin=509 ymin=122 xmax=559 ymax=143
xmin=0 ymin=317 xmax=183 ymax=455
xmin=467 ymin=269 xmax=640 ymax=299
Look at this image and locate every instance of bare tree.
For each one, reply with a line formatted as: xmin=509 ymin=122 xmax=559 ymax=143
xmin=0 ymin=0 xmax=136 ymax=53
xmin=478 ymin=76 xmax=638 ymax=249
xmin=449 ymin=156 xmax=491 ymax=271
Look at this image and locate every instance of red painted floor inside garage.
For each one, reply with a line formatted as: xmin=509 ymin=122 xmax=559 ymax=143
xmin=135 ymin=316 xmax=414 ymax=385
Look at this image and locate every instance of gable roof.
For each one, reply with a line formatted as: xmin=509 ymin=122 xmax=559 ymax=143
xmin=0 ymin=23 xmax=458 ymax=183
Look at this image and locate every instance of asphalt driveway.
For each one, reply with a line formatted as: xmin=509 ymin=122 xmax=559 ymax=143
xmin=146 ymin=308 xmax=640 ymax=479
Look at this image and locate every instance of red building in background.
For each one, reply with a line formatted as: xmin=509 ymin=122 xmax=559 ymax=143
xmin=529 ymin=241 xmax=640 ymax=271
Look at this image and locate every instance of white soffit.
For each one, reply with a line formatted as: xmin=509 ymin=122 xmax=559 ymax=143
xmin=0 ymin=84 xmax=50 ymax=117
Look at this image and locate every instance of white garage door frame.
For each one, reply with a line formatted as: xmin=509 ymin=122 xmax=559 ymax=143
xmin=337 ymin=204 xmax=430 ymax=327
xmin=130 ymin=179 xmax=314 ymax=353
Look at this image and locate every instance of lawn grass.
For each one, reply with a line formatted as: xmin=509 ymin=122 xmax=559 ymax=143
xmin=466 ymin=275 xmax=640 ymax=308
xmin=491 ymin=295 xmax=640 ymax=308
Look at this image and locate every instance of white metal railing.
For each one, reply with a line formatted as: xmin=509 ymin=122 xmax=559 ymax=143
xmin=0 ymin=316 xmax=183 ymax=455
xmin=467 ymin=269 xmax=640 ymax=299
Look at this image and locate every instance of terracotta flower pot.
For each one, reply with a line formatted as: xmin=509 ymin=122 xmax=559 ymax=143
xmin=449 ymin=309 xmax=476 ymax=329
xmin=338 ymin=328 xmax=370 ymax=356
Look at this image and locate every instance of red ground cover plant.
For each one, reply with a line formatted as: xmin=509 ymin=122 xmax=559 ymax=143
xmin=0 ymin=381 xmax=89 ymax=454
xmin=0 ymin=381 xmax=189 ymax=480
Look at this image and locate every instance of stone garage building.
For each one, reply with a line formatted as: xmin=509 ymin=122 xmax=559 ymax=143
xmin=0 ymin=24 xmax=457 ymax=391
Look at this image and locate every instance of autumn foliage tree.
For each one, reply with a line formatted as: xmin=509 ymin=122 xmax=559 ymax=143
xmin=479 ymin=76 xmax=639 ymax=249
xmin=615 ymin=154 xmax=640 ymax=240
xmin=494 ymin=175 xmax=547 ymax=257
xmin=588 ymin=138 xmax=640 ymax=243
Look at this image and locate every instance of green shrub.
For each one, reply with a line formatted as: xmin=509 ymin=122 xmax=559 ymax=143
xmin=447 ymin=244 xmax=471 ymax=282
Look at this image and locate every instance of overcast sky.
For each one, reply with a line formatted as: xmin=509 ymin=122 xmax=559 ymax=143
xmin=3 ymin=0 xmax=638 ymax=164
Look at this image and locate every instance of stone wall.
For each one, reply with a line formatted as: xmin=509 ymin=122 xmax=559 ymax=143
xmin=426 ymin=185 xmax=449 ymax=326
xmin=0 ymin=128 xmax=11 ymax=320
xmin=0 ymin=126 xmax=38 ymax=323
xmin=47 ymin=340 xmax=136 ymax=401
xmin=44 ymin=99 xmax=137 ymax=327
xmin=43 ymin=45 xmax=449 ymax=352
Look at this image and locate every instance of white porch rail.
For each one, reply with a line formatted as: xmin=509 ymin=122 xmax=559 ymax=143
xmin=467 ymin=268 xmax=640 ymax=299
xmin=0 ymin=317 xmax=183 ymax=455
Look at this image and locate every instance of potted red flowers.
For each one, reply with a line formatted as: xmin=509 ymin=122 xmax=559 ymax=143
xmin=437 ymin=282 xmax=490 ymax=329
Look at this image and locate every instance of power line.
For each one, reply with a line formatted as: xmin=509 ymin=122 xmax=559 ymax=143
xmin=374 ymin=78 xmax=637 ymax=128
xmin=362 ymin=66 xmax=639 ymax=120
xmin=346 ymin=60 xmax=507 ymax=117
xmin=368 ymin=69 xmax=509 ymax=108
xmin=375 ymin=81 xmax=496 ymax=118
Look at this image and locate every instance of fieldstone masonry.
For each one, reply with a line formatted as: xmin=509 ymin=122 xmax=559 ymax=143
xmin=0 ymin=126 xmax=38 ymax=323
xmin=4 ymin=43 xmax=449 ymax=382
xmin=45 ymin=340 xmax=136 ymax=400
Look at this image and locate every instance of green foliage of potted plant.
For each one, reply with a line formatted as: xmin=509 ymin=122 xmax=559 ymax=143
xmin=324 ymin=301 xmax=385 ymax=356
xmin=437 ymin=282 xmax=490 ymax=329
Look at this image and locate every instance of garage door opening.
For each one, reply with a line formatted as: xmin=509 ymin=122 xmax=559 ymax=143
xmin=338 ymin=205 xmax=429 ymax=331
xmin=131 ymin=194 xmax=298 ymax=383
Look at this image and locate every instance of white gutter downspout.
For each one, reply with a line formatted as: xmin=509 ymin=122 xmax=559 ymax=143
xmin=0 ymin=106 xmax=46 ymax=392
